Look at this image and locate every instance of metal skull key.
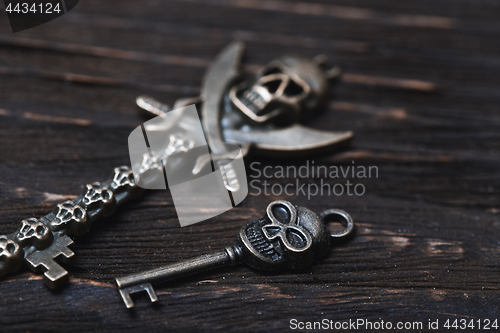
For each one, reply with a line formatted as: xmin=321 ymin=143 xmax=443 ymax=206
xmin=116 ymin=200 xmax=354 ymax=308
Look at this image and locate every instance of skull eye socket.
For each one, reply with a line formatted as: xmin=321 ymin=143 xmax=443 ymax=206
xmin=285 ymin=228 xmax=308 ymax=249
xmin=102 ymin=190 xmax=111 ymax=200
xmin=128 ymin=174 xmax=135 ymax=183
xmin=271 ymin=203 xmax=291 ymax=224
xmin=6 ymin=243 xmax=16 ymax=254
xmin=262 ymin=80 xmax=282 ymax=94
xmin=284 ymin=79 xmax=305 ymax=97
xmin=75 ymin=208 xmax=84 ymax=219
xmin=36 ymin=225 xmax=45 ymax=236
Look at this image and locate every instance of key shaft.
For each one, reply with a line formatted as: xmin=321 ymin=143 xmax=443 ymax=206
xmin=116 ymin=245 xmax=242 ymax=308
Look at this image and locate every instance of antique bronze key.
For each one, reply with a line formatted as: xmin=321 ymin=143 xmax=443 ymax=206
xmin=116 ymin=200 xmax=354 ymax=308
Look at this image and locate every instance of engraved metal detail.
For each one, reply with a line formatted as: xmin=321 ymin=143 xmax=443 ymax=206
xmin=245 ymin=219 xmax=280 ymax=261
xmin=16 ymin=217 xmax=53 ymax=249
xmin=81 ymin=182 xmax=116 ymax=219
xmin=0 ymin=235 xmax=24 ymax=278
xmin=82 ymin=182 xmax=113 ymax=207
xmin=138 ymin=133 xmax=194 ymax=175
xmin=111 ymin=166 xmax=136 ymax=191
xmin=165 ymin=133 xmax=194 ymax=156
xmin=50 ymin=201 xmax=88 ymax=236
xmin=261 ymin=201 xmax=312 ymax=253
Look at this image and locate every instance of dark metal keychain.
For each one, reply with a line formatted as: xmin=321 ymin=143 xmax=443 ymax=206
xmin=0 ymin=42 xmax=353 ymax=289
xmin=116 ymin=200 xmax=354 ymax=308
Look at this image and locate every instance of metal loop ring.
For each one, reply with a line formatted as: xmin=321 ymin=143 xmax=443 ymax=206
xmin=319 ymin=209 xmax=354 ymax=239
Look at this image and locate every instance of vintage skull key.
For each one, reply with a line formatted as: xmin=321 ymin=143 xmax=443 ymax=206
xmin=116 ymin=200 xmax=354 ymax=308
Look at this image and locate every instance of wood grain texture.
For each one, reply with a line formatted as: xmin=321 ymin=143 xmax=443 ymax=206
xmin=0 ymin=0 xmax=499 ymax=331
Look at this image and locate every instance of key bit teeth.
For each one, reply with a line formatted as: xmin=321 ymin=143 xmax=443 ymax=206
xmin=24 ymin=235 xmax=75 ymax=289
xmin=119 ymin=289 xmax=135 ymax=309
xmin=42 ymin=263 xmax=70 ymax=290
xmin=118 ymin=283 xmax=158 ymax=308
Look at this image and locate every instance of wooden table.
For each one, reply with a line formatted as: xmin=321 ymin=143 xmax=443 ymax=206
xmin=0 ymin=1 xmax=498 ymax=331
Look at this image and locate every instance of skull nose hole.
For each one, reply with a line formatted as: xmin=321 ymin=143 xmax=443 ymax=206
xmin=271 ymin=203 xmax=291 ymax=224
xmin=284 ymin=80 xmax=304 ymax=96
xmin=285 ymin=228 xmax=307 ymax=249
xmin=262 ymin=80 xmax=282 ymax=94
xmin=265 ymin=226 xmax=281 ymax=238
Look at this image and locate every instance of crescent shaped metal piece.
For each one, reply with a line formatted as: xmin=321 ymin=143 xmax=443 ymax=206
xmin=201 ymin=41 xmax=245 ymax=155
xmin=223 ymin=125 xmax=353 ymax=157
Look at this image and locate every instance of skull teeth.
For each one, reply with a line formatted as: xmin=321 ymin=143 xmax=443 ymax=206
xmin=242 ymin=90 xmax=266 ymax=114
xmin=245 ymin=220 xmax=280 ymax=261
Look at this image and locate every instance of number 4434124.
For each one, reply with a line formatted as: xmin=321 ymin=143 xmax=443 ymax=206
xmin=444 ymin=319 xmax=498 ymax=330
xmin=6 ymin=2 xmax=62 ymax=14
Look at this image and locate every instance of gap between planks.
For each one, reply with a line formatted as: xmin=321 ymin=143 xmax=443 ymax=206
xmin=0 ymin=35 xmax=437 ymax=93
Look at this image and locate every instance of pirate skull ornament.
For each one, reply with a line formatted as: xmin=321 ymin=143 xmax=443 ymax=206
xmin=230 ymin=56 xmax=329 ymax=126
xmin=237 ymin=200 xmax=330 ymax=270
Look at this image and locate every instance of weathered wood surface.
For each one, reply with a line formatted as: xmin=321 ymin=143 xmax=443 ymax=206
xmin=0 ymin=0 xmax=499 ymax=332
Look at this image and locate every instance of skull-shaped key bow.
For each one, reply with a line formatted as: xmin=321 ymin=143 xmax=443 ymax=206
xmin=238 ymin=200 xmax=326 ymax=270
